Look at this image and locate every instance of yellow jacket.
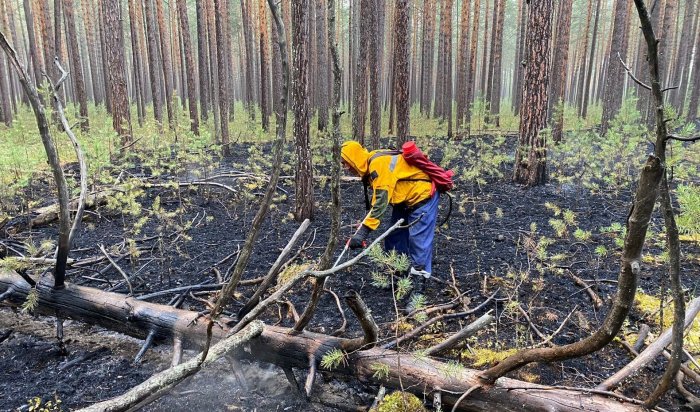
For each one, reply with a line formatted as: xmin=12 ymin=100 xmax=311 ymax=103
xmin=341 ymin=141 xmax=433 ymax=230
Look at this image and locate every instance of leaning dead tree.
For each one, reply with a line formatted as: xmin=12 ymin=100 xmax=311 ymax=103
xmin=0 ymin=31 xmax=72 ymax=289
xmin=0 ymin=270 xmax=646 ymax=412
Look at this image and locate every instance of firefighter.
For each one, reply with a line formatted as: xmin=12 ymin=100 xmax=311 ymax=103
xmin=340 ymin=141 xmax=439 ymax=308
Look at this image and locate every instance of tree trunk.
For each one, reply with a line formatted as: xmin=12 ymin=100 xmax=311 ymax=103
xmin=0 ymin=0 xmax=12 ymax=126
xmin=0 ymin=270 xmax=646 ymax=412
xmin=513 ymin=0 xmax=552 ymax=186
xmin=127 ymin=0 xmax=145 ymax=127
xmin=672 ymin=1 xmax=697 ymax=112
xmin=214 ymin=0 xmax=230 ymax=156
xmin=206 ymin=0 xmax=221 ymax=142
xmin=393 ymin=0 xmax=410 ymax=143
xmin=439 ymin=0 xmax=454 ymax=137
xmin=292 ymin=0 xmax=313 ymax=221
xmin=464 ymin=0 xmax=481 ymax=134
xmin=479 ymin=0 xmax=491 ymax=98
xmin=316 ymin=0 xmax=329 ymax=132
xmin=368 ymin=0 xmax=380 ymax=147
xmin=144 ymin=0 xmax=164 ymax=129
xmin=63 ymin=0 xmax=89 ymax=131
xmin=456 ymin=0 xmax=470 ymax=134
xmin=155 ymin=0 xmax=175 ymax=130
xmin=512 ymin=0 xmax=526 ymax=115
xmin=352 ymin=0 xmax=371 ymax=143
xmin=258 ymin=0 xmax=271 ymax=132
xmin=576 ymin=0 xmax=593 ymax=116
xmin=177 ymin=0 xmax=199 ymax=135
xmin=687 ymin=19 xmax=700 ymax=122
xmin=419 ymin=0 xmax=436 ymax=116
xmin=36 ymin=0 xmax=57 ymax=83
xmin=195 ymin=0 xmax=209 ymax=122
xmin=489 ymin=0 xmax=505 ymax=127
xmin=549 ymin=0 xmax=573 ymax=142
xmin=600 ymin=0 xmax=631 ymax=136
xmin=241 ymin=0 xmax=256 ymax=119
xmin=102 ymin=0 xmax=132 ymax=148
xmin=581 ymin=0 xmax=601 ymax=119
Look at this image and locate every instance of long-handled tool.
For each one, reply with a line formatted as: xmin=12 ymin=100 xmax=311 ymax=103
xmin=333 ymin=224 xmax=367 ymax=267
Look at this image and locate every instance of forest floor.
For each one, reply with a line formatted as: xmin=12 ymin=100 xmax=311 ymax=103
xmin=0 ymin=136 xmax=699 ymax=411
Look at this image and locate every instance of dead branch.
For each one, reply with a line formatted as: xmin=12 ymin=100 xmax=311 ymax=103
xmin=596 ymin=296 xmax=700 ymax=391
xmin=532 ymin=305 xmax=578 ymax=348
xmin=675 ymin=365 xmax=700 ymax=410
xmin=665 ymin=134 xmax=700 ymax=143
xmin=238 ymin=219 xmax=311 ymax=319
xmin=618 ymin=52 xmax=651 ymax=91
xmin=633 ymin=324 xmax=650 ymax=352
xmin=517 ymin=304 xmax=549 ymax=343
xmin=383 ymin=289 xmax=500 ymax=349
xmin=146 ymin=181 xmax=238 ymax=195
xmin=325 ymin=288 xmax=348 ymax=336
xmin=568 ymin=270 xmax=603 ymax=308
xmin=75 ymin=321 xmax=263 ymax=412
xmin=424 ymin=311 xmax=495 ymax=356
xmin=99 ymin=245 xmax=133 ymax=295
xmin=342 ymin=291 xmax=378 ymax=351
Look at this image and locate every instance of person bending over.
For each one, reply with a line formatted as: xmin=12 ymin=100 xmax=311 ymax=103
xmin=341 ymin=140 xmax=439 ymax=309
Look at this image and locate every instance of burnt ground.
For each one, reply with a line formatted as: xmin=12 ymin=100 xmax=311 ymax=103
xmin=0 ymin=136 xmax=699 ymax=411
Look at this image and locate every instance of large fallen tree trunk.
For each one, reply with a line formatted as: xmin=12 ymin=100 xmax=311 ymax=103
xmin=0 ymin=270 xmax=644 ymax=411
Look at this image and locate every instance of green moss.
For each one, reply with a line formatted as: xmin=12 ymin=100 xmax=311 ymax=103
xmin=635 ymin=291 xmax=700 ymax=352
xmin=370 ymin=391 xmax=426 ymax=412
xmin=463 ymin=348 xmax=518 ymax=368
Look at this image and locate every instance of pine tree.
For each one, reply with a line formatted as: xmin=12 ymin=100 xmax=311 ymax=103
xmin=514 ymin=0 xmax=552 ymax=186
xmin=292 ymin=0 xmax=313 ymax=220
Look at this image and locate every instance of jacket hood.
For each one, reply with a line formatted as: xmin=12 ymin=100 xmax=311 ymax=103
xmin=341 ymin=141 xmax=371 ymax=176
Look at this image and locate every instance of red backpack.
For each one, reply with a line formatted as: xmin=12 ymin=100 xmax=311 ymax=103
xmin=367 ymin=141 xmax=455 ymax=195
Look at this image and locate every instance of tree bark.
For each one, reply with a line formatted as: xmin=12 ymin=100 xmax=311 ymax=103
xmin=127 ymin=0 xmax=145 ymax=127
xmin=488 ymin=0 xmax=505 ymax=127
xmin=177 ymin=0 xmax=199 ymax=135
xmin=513 ymin=0 xmax=552 ymax=187
xmin=687 ymin=18 xmax=700 ymax=122
xmin=512 ymin=0 xmax=526 ymax=115
xmin=351 ymin=0 xmax=371 ymax=143
xmin=601 ymin=0 xmax=631 ymax=136
xmin=155 ymin=0 xmax=175 ymax=130
xmin=144 ymin=0 xmax=164 ymax=129
xmin=292 ymin=0 xmax=313 ymax=221
xmin=549 ymin=0 xmax=573 ymax=142
xmin=195 ymin=0 xmax=209 ymax=122
xmin=258 ymin=0 xmax=271 ymax=132
xmin=581 ymin=0 xmax=602 ymax=119
xmin=464 ymin=0 xmax=481 ymax=134
xmin=102 ymin=0 xmax=132 ymax=148
xmin=671 ymin=1 xmax=697 ymax=112
xmin=419 ymin=0 xmax=436 ymax=116
xmin=455 ymin=0 xmax=470 ymax=134
xmin=0 ymin=0 xmax=12 ymax=126
xmin=214 ymin=0 xmax=230 ymax=156
xmin=368 ymin=0 xmax=380 ymax=147
xmin=393 ymin=0 xmax=409 ymax=143
xmin=0 ymin=270 xmax=646 ymax=412
xmin=315 ymin=0 xmax=329 ymax=132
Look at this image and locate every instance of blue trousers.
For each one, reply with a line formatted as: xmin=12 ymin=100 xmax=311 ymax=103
xmin=384 ymin=193 xmax=439 ymax=275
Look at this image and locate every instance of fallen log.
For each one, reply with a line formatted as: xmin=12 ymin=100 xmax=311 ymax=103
xmin=0 ymin=270 xmax=644 ymax=411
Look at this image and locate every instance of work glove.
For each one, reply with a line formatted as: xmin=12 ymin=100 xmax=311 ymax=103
xmin=348 ymin=224 xmax=371 ymax=249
